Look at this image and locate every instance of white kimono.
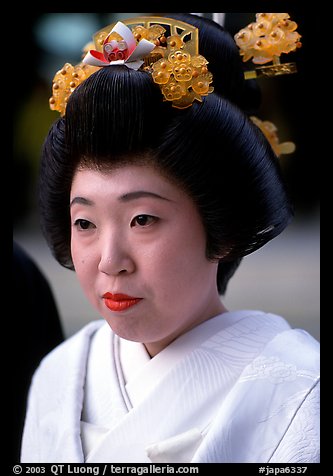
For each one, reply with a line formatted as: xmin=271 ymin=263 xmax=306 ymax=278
xmin=21 ymin=310 xmax=320 ymax=463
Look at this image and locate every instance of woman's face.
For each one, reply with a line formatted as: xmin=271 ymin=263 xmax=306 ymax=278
xmin=70 ymin=164 xmax=224 ymax=356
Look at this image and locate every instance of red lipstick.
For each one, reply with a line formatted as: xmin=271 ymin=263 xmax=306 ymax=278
xmin=102 ymin=293 xmax=142 ymax=312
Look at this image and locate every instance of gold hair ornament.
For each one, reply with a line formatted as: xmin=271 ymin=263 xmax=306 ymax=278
xmin=250 ymin=116 xmax=296 ymax=157
xmin=49 ymin=16 xmax=214 ymax=116
xmin=234 ymin=13 xmax=302 ymax=80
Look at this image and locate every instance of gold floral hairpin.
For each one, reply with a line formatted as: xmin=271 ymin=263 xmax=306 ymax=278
xmin=234 ymin=13 xmax=302 ymax=80
xmin=250 ymin=116 xmax=296 ymax=157
xmin=49 ymin=16 xmax=214 ymax=115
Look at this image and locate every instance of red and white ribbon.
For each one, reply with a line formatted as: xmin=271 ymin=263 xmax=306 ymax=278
xmin=82 ymin=21 xmax=155 ymax=70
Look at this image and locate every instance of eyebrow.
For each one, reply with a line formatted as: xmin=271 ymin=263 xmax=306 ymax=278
xmin=70 ymin=197 xmax=94 ymax=207
xmin=70 ymin=191 xmax=171 ymax=207
xmin=118 ymin=191 xmax=172 ymax=202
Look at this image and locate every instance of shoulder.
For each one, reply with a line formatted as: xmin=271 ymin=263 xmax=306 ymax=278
xmin=32 ymin=319 xmax=106 ymax=383
xmin=263 ymin=324 xmax=320 ymax=462
xmin=199 ymin=313 xmax=320 ymax=462
xmin=261 ymin=322 xmax=319 ymax=373
xmin=241 ymin=310 xmax=319 ymax=364
xmin=237 ymin=310 xmax=320 ymax=381
xmin=241 ymin=318 xmax=320 ymax=438
xmin=229 ymin=311 xmax=320 ymax=428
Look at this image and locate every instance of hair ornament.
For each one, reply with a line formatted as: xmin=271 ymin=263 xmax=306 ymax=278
xmin=82 ymin=21 xmax=156 ymax=70
xmin=250 ymin=116 xmax=296 ymax=157
xmin=49 ymin=62 xmax=99 ymax=116
xmin=49 ymin=16 xmax=214 ymax=115
xmin=234 ymin=13 xmax=302 ymax=80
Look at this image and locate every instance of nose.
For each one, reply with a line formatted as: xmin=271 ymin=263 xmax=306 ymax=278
xmin=98 ymin=231 xmax=135 ymax=276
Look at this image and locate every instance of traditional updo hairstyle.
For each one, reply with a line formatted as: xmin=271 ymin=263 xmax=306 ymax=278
xmin=39 ymin=13 xmax=293 ymax=294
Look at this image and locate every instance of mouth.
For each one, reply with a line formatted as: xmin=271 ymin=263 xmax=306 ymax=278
xmin=102 ymin=292 xmax=142 ymax=312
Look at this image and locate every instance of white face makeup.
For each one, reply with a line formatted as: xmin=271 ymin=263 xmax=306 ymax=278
xmin=70 ymin=164 xmax=225 ymax=356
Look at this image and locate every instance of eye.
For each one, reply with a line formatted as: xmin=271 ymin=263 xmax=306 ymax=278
xmin=131 ymin=214 xmax=158 ymax=227
xmin=74 ymin=219 xmax=95 ymax=230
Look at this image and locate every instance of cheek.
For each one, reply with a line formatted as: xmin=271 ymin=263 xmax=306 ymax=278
xmin=147 ymin=224 xmax=208 ymax=298
xmin=71 ymin=241 xmax=97 ymax=293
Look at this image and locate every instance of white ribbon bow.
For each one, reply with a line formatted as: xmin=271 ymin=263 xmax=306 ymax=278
xmin=82 ymin=21 xmax=156 ymax=70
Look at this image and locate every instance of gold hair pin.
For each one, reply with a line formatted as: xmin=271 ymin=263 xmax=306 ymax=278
xmin=250 ymin=116 xmax=296 ymax=157
xmin=49 ymin=16 xmax=214 ymax=116
xmin=234 ymin=13 xmax=302 ymax=80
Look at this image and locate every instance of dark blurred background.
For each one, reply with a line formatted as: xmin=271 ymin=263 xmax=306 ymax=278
xmin=13 ymin=12 xmax=319 ymax=340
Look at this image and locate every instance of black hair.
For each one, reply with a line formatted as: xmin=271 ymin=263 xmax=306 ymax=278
xmin=39 ymin=14 xmax=293 ymax=295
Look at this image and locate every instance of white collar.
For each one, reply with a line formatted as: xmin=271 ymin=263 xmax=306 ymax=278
xmin=120 ymin=310 xmax=251 ymax=407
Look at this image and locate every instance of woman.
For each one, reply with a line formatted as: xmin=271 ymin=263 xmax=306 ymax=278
xmin=21 ymin=13 xmax=319 ymax=463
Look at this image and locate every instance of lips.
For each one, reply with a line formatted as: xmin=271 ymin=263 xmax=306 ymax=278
xmin=102 ymin=292 xmax=142 ymax=312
